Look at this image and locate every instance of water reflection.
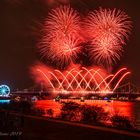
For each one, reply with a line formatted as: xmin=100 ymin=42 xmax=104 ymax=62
xmin=0 ymin=100 xmax=10 ymax=103
xmin=35 ymin=100 xmax=140 ymax=129
xmin=35 ymin=100 xmax=62 ymax=117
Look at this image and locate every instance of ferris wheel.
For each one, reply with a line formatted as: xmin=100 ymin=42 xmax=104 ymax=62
xmin=0 ymin=85 xmax=10 ymax=97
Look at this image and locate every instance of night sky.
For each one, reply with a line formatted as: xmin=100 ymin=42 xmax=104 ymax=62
xmin=0 ymin=0 xmax=140 ymax=91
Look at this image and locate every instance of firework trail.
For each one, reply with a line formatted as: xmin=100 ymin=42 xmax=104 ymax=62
xmin=84 ymin=8 xmax=132 ymax=67
xmin=39 ymin=6 xmax=83 ymax=68
xmin=31 ymin=63 xmax=130 ymax=97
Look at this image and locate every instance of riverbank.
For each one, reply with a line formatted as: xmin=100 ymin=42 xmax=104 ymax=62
xmin=35 ymin=99 xmax=140 ymax=129
xmin=1 ymin=99 xmax=140 ymax=139
xmin=0 ymin=111 xmax=140 ymax=140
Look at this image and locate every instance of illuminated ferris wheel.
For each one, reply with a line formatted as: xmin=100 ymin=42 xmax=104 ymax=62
xmin=0 ymin=85 xmax=10 ymax=96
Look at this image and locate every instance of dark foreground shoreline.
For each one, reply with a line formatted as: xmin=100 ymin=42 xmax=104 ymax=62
xmin=0 ymin=112 xmax=140 ymax=140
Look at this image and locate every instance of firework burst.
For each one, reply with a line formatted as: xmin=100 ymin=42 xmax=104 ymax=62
xmin=39 ymin=6 xmax=83 ymax=68
xmin=84 ymin=8 xmax=132 ymax=67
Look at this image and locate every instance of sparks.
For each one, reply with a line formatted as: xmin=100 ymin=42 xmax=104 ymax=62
xmin=39 ymin=6 xmax=83 ymax=68
xmin=84 ymin=8 xmax=132 ymax=67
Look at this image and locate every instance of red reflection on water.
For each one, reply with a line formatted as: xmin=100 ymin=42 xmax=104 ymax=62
xmin=35 ymin=100 xmax=133 ymax=118
xmin=35 ymin=100 xmax=62 ymax=117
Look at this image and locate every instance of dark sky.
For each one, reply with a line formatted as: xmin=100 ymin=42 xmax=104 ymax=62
xmin=0 ymin=0 xmax=140 ymax=91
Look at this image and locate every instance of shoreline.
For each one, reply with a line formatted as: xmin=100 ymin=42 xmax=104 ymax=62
xmin=0 ymin=110 xmax=140 ymax=140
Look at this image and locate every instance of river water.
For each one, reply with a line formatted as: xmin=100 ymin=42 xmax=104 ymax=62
xmin=35 ymin=100 xmax=140 ymax=130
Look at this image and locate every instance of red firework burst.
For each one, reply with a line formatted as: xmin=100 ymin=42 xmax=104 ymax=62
xmin=84 ymin=8 xmax=132 ymax=67
xmin=39 ymin=6 xmax=83 ymax=68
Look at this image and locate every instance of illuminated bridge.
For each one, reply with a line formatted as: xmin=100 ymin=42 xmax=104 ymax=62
xmin=11 ymin=82 xmax=140 ymax=99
